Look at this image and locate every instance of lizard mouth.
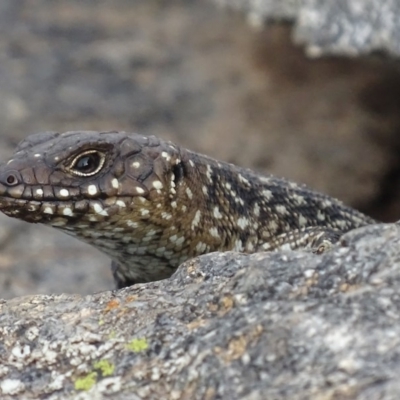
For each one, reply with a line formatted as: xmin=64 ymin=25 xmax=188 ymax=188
xmin=0 ymin=191 xmax=90 ymax=224
xmin=0 ymin=181 xmax=134 ymax=225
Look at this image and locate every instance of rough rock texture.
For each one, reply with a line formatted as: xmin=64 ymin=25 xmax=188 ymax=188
xmin=215 ymin=0 xmax=400 ymax=57
xmin=1 ymin=223 xmax=400 ymax=399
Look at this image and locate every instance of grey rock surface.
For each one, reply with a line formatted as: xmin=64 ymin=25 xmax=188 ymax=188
xmin=215 ymin=0 xmax=400 ymax=57
xmin=1 ymin=223 xmax=400 ymax=399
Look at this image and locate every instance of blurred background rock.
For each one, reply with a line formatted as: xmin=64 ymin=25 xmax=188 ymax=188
xmin=1 ymin=0 xmax=399 ymax=298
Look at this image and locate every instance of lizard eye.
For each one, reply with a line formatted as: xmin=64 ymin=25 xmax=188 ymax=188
xmin=67 ymin=150 xmax=106 ymax=177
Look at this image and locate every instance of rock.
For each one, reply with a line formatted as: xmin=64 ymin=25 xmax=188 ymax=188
xmin=1 ymin=223 xmax=400 ymax=399
xmin=215 ymin=0 xmax=400 ymax=57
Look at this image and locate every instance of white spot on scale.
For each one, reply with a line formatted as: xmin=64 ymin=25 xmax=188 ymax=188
xmin=213 ymin=207 xmax=222 ymax=219
xmin=298 ymin=215 xmax=308 ymax=226
xmin=181 ymin=205 xmax=187 ymax=212
xmin=186 ymin=187 xmax=193 ymax=199
xmin=317 ymin=211 xmax=325 ymax=221
xmin=161 ymin=212 xmax=172 ymax=220
xmin=209 ymin=227 xmax=220 ymax=238
xmin=275 ymin=205 xmax=288 ymax=215
xmin=234 ymin=239 xmax=243 ymax=252
xmin=161 ymin=151 xmax=171 ymax=161
xmin=246 ymin=242 xmax=255 ymax=252
xmin=196 ymin=241 xmax=207 ymax=253
xmin=262 ymin=189 xmax=273 ymax=200
xmin=189 ymin=160 xmax=195 ymax=167
xmin=191 ymin=210 xmax=201 ymax=229
xmin=293 ymin=194 xmax=306 ymax=205
xmin=63 ymin=207 xmax=73 ymax=216
xmin=176 ymin=236 xmax=185 ymax=246
xmin=206 ymin=165 xmax=213 ymax=182
xmin=126 ymin=220 xmax=138 ymax=228
xmin=132 ymin=161 xmax=141 ymax=168
xmin=237 ymin=174 xmax=250 ymax=186
xmin=87 ymin=185 xmax=97 ymax=196
xmin=260 ymin=242 xmax=272 ymax=251
xmin=336 ymin=220 xmax=347 ymax=230
xmin=152 ymin=181 xmax=163 ymax=190
xmin=93 ymin=203 xmax=108 ymax=216
xmin=140 ymin=209 xmax=149 ymax=216
xmin=279 ymin=243 xmax=293 ymax=251
xmin=253 ymin=203 xmax=260 ymax=217
xmin=322 ymin=199 xmax=332 ymax=208
xmin=43 ymin=207 xmax=53 ymax=215
xmin=111 ymin=178 xmax=119 ymax=189
xmin=135 ymin=187 xmax=145 ymax=194
xmin=170 ymin=174 xmax=176 ymax=188
xmin=59 ymin=189 xmax=69 ymax=198
xmin=288 ymin=182 xmax=300 ymax=189
xmin=237 ymin=217 xmax=249 ymax=229
xmin=202 ymin=186 xmax=208 ymax=195
xmin=268 ymin=220 xmax=279 ymax=231
xmin=259 ymin=176 xmax=272 ymax=184
xmin=171 ymin=201 xmax=177 ymax=208
xmin=34 ymin=153 xmax=41 ymax=158
xmin=36 ymin=188 xmax=44 ymax=196
xmin=235 ymin=196 xmax=245 ymax=206
xmin=116 ymin=200 xmax=126 ymax=208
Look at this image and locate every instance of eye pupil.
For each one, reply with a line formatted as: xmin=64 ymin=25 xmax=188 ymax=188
xmin=76 ymin=154 xmax=97 ymax=172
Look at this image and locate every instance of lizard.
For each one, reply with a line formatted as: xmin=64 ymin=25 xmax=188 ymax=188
xmin=0 ymin=131 xmax=376 ymax=288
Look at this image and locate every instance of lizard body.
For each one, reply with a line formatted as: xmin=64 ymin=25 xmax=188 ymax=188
xmin=0 ymin=131 xmax=376 ymax=288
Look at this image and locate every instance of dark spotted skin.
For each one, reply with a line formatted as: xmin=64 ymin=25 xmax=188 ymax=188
xmin=0 ymin=131 xmax=376 ymax=288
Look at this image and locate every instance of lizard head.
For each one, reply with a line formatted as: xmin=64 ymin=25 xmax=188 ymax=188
xmin=0 ymin=130 xmax=209 ymax=283
xmin=0 ymin=131 xmax=184 ymax=228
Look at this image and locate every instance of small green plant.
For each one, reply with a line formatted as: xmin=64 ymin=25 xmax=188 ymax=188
xmin=74 ymin=372 xmax=97 ymax=391
xmin=126 ymin=338 xmax=149 ymax=352
xmin=93 ymin=359 xmax=115 ymax=377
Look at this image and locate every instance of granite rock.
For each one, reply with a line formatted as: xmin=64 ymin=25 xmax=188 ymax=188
xmin=215 ymin=0 xmax=400 ymax=57
xmin=1 ymin=223 xmax=400 ymax=399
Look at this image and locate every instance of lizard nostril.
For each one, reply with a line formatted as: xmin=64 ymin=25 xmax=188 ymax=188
xmin=6 ymin=173 xmax=19 ymax=186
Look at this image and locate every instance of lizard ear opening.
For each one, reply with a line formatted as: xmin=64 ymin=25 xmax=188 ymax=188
xmin=66 ymin=150 xmax=106 ymax=177
xmin=172 ymin=162 xmax=185 ymax=185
